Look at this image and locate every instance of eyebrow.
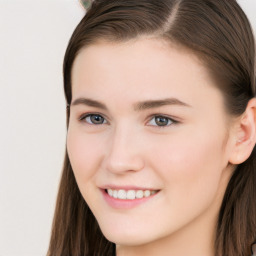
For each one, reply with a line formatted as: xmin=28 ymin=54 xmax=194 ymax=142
xmin=70 ymin=97 xmax=191 ymax=111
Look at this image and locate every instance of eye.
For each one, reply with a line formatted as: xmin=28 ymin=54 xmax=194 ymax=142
xmin=148 ymin=115 xmax=176 ymax=127
xmin=79 ymin=113 xmax=107 ymax=125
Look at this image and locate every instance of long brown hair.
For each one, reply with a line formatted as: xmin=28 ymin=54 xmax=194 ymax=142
xmin=47 ymin=1 xmax=256 ymax=255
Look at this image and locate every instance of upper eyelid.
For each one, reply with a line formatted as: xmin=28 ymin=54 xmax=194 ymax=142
xmin=79 ymin=112 xmax=108 ymax=121
xmin=146 ymin=113 xmax=179 ymax=122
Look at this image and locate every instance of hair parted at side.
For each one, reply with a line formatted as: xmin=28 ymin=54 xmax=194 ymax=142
xmin=47 ymin=1 xmax=256 ymax=255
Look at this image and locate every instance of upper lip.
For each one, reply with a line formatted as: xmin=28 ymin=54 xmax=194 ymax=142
xmin=101 ymin=185 xmax=159 ymax=190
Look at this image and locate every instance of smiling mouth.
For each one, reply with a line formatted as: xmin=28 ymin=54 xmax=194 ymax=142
xmin=105 ymin=188 xmax=159 ymax=200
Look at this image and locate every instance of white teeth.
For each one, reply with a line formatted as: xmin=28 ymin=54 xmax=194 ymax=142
xmin=113 ymin=190 xmax=118 ymax=198
xmin=136 ymin=190 xmax=144 ymax=199
xmin=106 ymin=189 xmax=158 ymax=200
xmin=108 ymin=189 xmax=113 ymax=196
xmin=127 ymin=190 xmax=136 ymax=200
xmin=144 ymin=190 xmax=150 ymax=197
xmin=117 ymin=189 xmax=126 ymax=200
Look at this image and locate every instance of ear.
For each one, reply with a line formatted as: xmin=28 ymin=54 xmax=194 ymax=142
xmin=228 ymin=98 xmax=256 ymax=165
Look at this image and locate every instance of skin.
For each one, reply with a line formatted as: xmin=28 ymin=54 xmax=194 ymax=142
xmin=67 ymin=38 xmax=256 ymax=256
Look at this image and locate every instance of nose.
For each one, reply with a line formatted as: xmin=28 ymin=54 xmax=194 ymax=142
xmin=103 ymin=125 xmax=145 ymax=175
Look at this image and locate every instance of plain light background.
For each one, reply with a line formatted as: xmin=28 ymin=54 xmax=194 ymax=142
xmin=0 ymin=1 xmax=255 ymax=256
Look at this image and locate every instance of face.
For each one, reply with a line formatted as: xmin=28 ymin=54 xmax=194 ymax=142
xmin=67 ymin=38 xmax=235 ymax=248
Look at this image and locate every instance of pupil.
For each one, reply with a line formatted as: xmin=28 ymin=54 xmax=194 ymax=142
xmin=91 ymin=115 xmax=104 ymax=124
xmin=156 ymin=116 xmax=168 ymax=126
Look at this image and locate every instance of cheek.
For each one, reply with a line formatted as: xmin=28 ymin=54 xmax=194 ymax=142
xmin=147 ymin=126 xmax=227 ymax=206
xmin=66 ymin=128 xmax=104 ymax=185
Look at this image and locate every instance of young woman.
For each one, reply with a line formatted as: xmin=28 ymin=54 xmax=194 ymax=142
xmin=47 ymin=0 xmax=256 ymax=255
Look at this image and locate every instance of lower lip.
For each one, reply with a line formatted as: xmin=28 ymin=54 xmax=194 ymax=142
xmin=101 ymin=189 xmax=159 ymax=209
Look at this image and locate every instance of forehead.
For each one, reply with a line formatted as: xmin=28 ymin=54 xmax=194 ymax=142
xmin=71 ymin=38 xmax=224 ymax=112
xmin=72 ymin=38 xmax=205 ymax=84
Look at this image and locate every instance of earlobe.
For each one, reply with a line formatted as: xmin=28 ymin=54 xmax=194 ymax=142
xmin=228 ymin=98 xmax=256 ymax=165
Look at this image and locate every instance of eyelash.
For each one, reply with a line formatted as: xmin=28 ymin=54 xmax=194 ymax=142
xmin=78 ymin=113 xmax=179 ymax=128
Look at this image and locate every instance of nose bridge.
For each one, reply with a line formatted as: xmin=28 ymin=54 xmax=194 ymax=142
xmin=104 ymin=122 xmax=144 ymax=174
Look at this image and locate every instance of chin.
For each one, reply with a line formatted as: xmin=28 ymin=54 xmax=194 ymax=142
xmin=106 ymin=235 xmax=150 ymax=247
xmin=100 ymin=225 xmax=160 ymax=247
